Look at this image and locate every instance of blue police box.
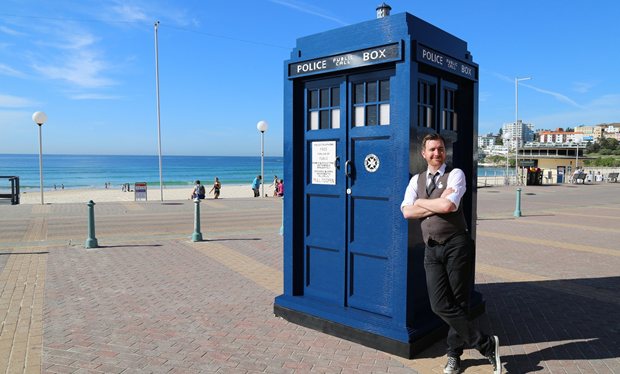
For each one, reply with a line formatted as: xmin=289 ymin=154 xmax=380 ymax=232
xmin=274 ymin=6 xmax=483 ymax=358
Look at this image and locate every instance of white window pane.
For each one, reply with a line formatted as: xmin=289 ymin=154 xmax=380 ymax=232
xmin=426 ymin=107 xmax=432 ymax=127
xmin=355 ymin=106 xmax=365 ymax=127
xmin=310 ymin=111 xmax=319 ymax=130
xmin=331 ymin=109 xmax=340 ymax=129
xmin=379 ymin=104 xmax=390 ymax=125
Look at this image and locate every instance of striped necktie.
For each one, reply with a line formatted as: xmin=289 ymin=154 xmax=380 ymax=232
xmin=426 ymin=172 xmax=439 ymax=196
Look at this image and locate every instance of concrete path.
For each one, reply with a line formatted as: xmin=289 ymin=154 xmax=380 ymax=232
xmin=0 ymin=183 xmax=619 ymax=373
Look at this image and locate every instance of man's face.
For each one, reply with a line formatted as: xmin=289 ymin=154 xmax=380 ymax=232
xmin=422 ymin=139 xmax=446 ymax=169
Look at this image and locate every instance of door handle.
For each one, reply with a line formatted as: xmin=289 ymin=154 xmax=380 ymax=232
xmin=345 ymin=160 xmax=352 ymax=178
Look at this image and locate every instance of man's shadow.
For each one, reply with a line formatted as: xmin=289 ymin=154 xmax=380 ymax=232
xmin=471 ymin=277 xmax=619 ymax=372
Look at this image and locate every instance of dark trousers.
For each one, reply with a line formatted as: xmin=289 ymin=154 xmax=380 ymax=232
xmin=424 ymin=233 xmax=492 ymax=358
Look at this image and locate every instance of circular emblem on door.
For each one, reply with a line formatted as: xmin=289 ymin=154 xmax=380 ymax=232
xmin=364 ymin=154 xmax=380 ymax=172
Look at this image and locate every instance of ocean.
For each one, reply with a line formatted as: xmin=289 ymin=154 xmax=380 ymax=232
xmin=0 ymin=154 xmax=510 ymax=191
xmin=0 ymin=154 xmax=283 ymax=191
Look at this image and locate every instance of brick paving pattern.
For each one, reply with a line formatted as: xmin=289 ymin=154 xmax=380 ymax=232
xmin=0 ymin=183 xmax=619 ymax=373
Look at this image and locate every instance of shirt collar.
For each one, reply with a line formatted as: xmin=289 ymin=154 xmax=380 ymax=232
xmin=426 ymin=164 xmax=447 ymax=177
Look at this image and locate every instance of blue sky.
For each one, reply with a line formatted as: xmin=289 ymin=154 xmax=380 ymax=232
xmin=1 ymin=0 xmax=619 ymax=156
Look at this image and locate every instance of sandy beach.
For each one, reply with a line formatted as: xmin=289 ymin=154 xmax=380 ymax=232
xmin=19 ymin=184 xmax=263 ymax=204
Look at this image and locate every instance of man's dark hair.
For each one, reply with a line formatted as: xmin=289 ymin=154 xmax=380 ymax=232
xmin=422 ymin=133 xmax=446 ymax=148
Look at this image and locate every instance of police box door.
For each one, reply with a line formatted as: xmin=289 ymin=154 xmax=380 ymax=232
xmin=303 ymin=69 xmax=396 ymax=317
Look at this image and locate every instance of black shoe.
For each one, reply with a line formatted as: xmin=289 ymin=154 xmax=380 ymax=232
xmin=443 ymin=356 xmax=461 ymax=374
xmin=486 ymin=335 xmax=502 ymax=374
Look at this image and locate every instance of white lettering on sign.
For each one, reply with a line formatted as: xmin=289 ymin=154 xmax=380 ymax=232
xmin=333 ymin=54 xmax=353 ymax=66
xmin=363 ymin=48 xmax=387 ymax=61
xmin=311 ymin=141 xmax=336 ymax=185
xmin=418 ymin=46 xmax=476 ymax=79
xmin=422 ymin=49 xmax=443 ymax=65
xmin=296 ymin=59 xmax=327 ymax=74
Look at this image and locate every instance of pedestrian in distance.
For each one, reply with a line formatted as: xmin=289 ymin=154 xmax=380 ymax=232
xmin=251 ymin=175 xmax=261 ymax=197
xmin=401 ymin=133 xmax=502 ymax=374
xmin=209 ymin=177 xmax=222 ymax=199
xmin=190 ymin=180 xmax=206 ymax=200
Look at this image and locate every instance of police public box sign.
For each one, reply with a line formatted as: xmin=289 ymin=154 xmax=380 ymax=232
xmin=289 ymin=43 xmax=401 ymax=78
xmin=416 ymin=44 xmax=477 ymax=80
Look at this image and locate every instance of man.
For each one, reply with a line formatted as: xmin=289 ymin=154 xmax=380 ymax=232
xmin=191 ymin=180 xmax=205 ymax=200
xmin=251 ymin=175 xmax=261 ymax=197
xmin=401 ymin=133 xmax=501 ymax=374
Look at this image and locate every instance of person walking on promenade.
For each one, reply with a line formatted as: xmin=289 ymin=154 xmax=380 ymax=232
xmin=401 ymin=133 xmax=501 ymax=374
xmin=251 ymin=175 xmax=261 ymax=197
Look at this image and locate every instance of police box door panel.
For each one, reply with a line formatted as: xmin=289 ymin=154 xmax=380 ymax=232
xmin=346 ymin=70 xmax=395 ymax=317
xmin=303 ymin=77 xmax=347 ymax=304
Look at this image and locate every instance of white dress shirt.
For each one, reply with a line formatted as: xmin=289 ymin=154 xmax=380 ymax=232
xmin=400 ymin=164 xmax=466 ymax=212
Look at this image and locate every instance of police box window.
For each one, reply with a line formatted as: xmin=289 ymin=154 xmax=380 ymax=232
xmin=353 ymin=79 xmax=390 ymax=127
xmin=442 ymin=88 xmax=457 ymax=131
xmin=308 ymin=86 xmax=340 ymax=130
xmin=418 ymin=80 xmax=436 ymax=128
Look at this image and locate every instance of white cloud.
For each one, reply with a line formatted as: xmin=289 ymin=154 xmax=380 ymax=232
xmin=269 ymin=0 xmax=348 ymax=26
xmin=520 ymin=82 xmax=584 ymax=109
xmin=70 ymin=93 xmax=121 ymax=100
xmin=0 ymin=63 xmax=26 ymax=78
xmin=572 ymin=81 xmax=594 ymax=94
xmin=530 ymin=94 xmax=620 ymax=128
xmin=0 ymin=25 xmax=24 ymax=36
xmin=111 ymin=2 xmax=149 ymax=23
xmin=0 ymin=94 xmax=36 ymax=108
xmin=490 ymin=71 xmax=583 ymax=109
xmin=33 ymin=49 xmax=116 ymax=88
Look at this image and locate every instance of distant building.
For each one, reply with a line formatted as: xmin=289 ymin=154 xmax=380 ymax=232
xmin=502 ymin=120 xmax=534 ymax=149
xmin=477 ymin=133 xmax=497 ymax=148
xmin=539 ymin=128 xmax=585 ymax=143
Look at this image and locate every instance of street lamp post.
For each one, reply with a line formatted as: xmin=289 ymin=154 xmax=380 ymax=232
xmin=32 ymin=111 xmax=48 ymax=205
xmin=154 ymin=20 xmax=164 ymax=201
xmin=515 ymin=76 xmax=531 ymax=185
xmin=503 ymin=132 xmax=512 ymax=185
xmin=256 ymin=120 xmax=269 ymax=198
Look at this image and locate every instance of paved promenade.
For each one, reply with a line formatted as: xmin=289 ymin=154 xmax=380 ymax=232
xmin=0 ymin=183 xmax=619 ymax=373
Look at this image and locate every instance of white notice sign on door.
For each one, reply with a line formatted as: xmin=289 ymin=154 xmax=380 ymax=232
xmin=311 ymin=141 xmax=336 ymax=185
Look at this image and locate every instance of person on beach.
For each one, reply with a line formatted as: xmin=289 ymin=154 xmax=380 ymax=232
xmin=401 ymin=133 xmax=501 ymax=374
xmin=251 ymin=175 xmax=261 ymax=197
xmin=270 ymin=175 xmax=279 ymax=196
xmin=191 ymin=180 xmax=206 ymax=200
xmin=276 ymin=179 xmax=284 ymax=197
xmin=209 ymin=177 xmax=222 ymax=199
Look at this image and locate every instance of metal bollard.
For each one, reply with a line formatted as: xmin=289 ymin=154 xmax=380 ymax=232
xmin=513 ymin=188 xmax=522 ymax=217
xmin=85 ymin=200 xmax=99 ymax=248
xmin=192 ymin=199 xmax=203 ymax=242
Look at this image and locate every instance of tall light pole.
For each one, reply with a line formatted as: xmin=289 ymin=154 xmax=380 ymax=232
xmin=503 ymin=131 xmax=512 ymax=185
xmin=515 ymin=76 xmax=531 ymax=185
xmin=256 ymin=120 xmax=269 ymax=198
xmin=154 ymin=20 xmax=163 ymax=201
xmin=32 ymin=111 xmax=48 ymax=205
